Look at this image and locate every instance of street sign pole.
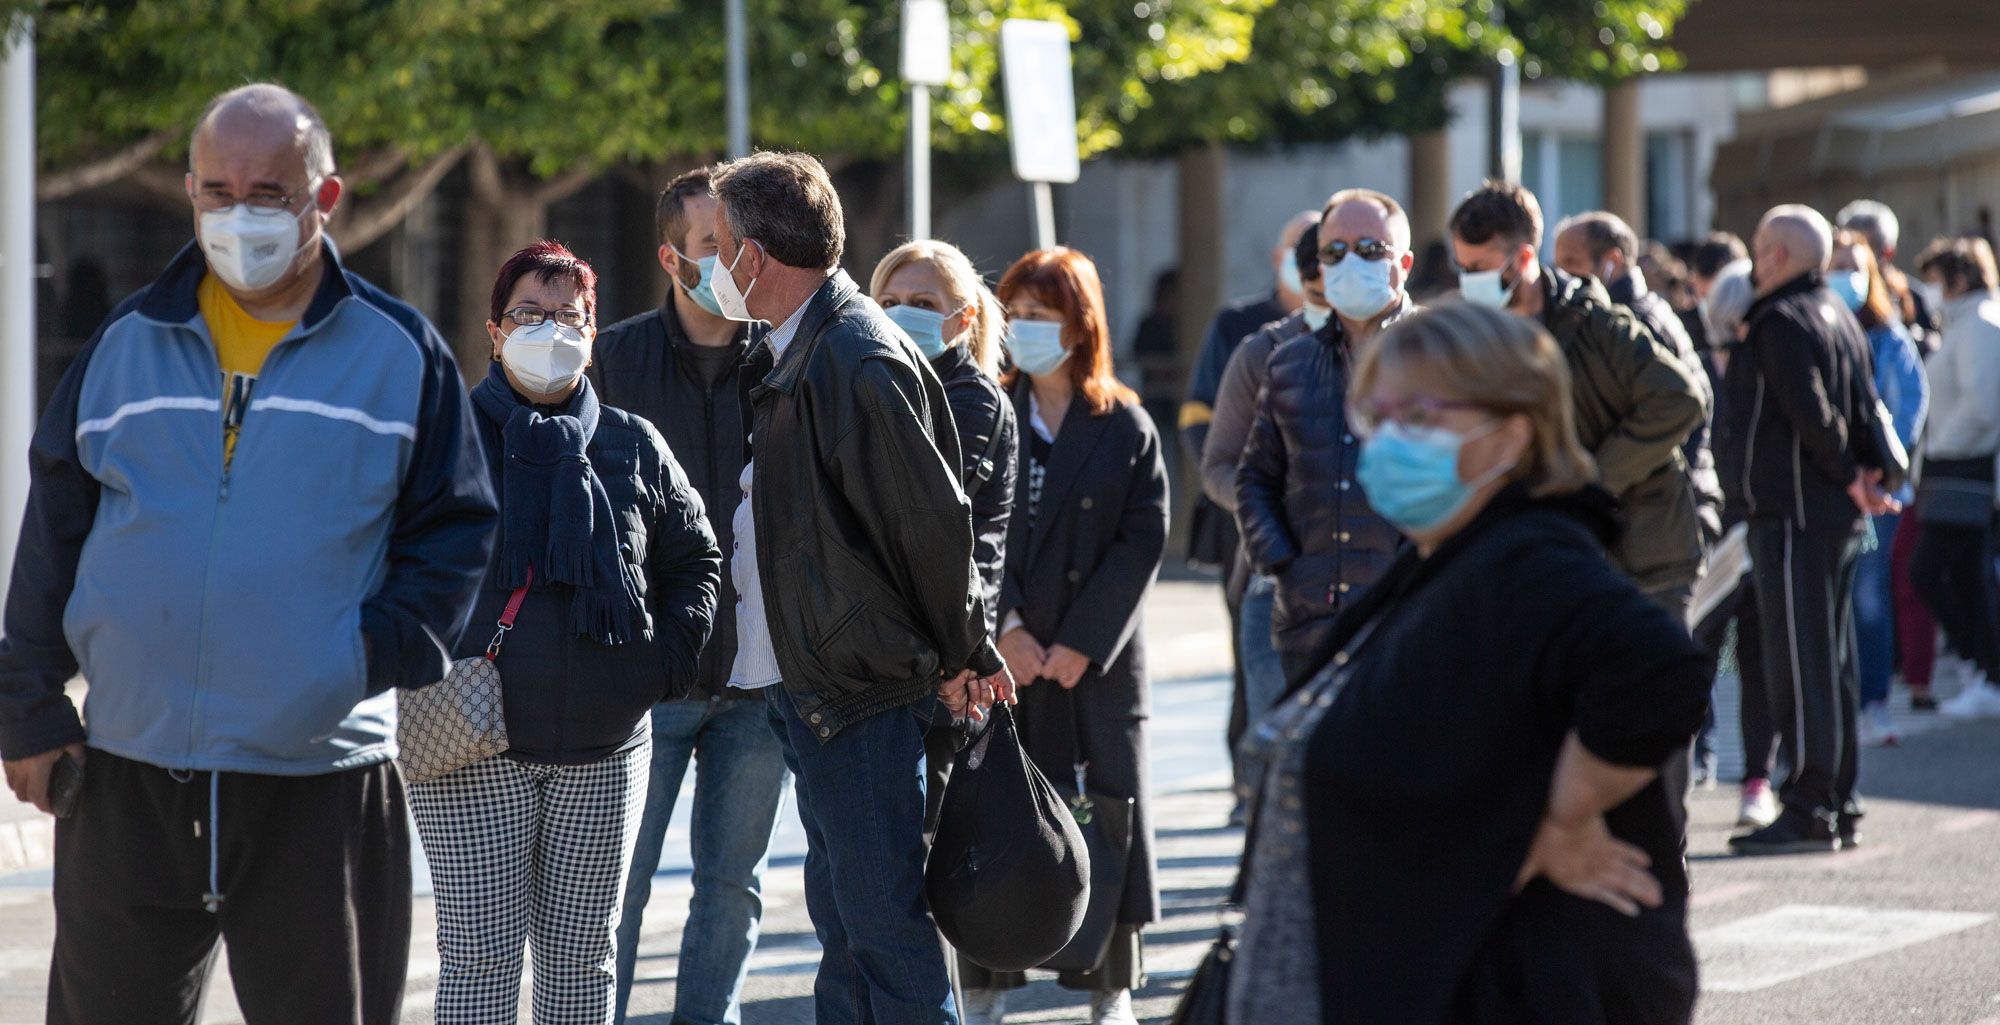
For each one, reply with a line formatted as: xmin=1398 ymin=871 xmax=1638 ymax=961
xmin=0 ymin=18 xmax=32 ymax=609
xmin=1000 ymin=19 xmax=1079 ymax=252
xmin=901 ymin=0 xmax=950 ymax=241
xmin=725 ymin=0 xmax=749 ymax=158
xmin=1030 ymin=182 xmax=1055 ymax=251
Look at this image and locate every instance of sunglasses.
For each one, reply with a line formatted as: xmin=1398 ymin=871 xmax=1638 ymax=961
xmin=1319 ymin=238 xmax=1397 ymax=263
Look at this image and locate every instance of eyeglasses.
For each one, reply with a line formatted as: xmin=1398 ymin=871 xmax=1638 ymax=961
xmin=1319 ymin=238 xmax=1397 ymax=263
xmin=500 ymin=306 xmax=590 ymax=329
xmin=1348 ymin=395 xmax=1490 ymax=437
xmin=190 ymin=179 xmax=321 ymax=217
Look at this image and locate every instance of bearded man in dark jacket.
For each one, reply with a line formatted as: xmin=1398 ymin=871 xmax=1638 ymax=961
xmin=1449 ymin=181 xmax=1708 ymax=618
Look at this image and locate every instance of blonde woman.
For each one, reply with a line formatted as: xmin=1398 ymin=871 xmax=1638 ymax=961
xmin=1233 ymin=303 xmax=1709 ymax=1025
xmin=870 ymin=240 xmax=1020 ymax=832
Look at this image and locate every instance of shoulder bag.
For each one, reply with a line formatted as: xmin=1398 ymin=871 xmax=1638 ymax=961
xmin=396 ymin=569 xmax=531 ymax=785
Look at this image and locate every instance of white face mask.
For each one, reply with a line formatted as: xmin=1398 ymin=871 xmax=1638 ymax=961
xmin=501 ymin=319 xmax=591 ymax=395
xmin=1459 ymin=266 xmax=1517 ymax=309
xmin=711 ymin=240 xmax=760 ymax=322
xmin=198 ymin=186 xmax=318 ymax=293
xmin=1322 ymin=254 xmax=1399 ymax=321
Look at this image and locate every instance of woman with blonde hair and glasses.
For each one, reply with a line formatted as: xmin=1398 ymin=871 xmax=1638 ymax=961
xmin=1232 ymin=302 xmax=1710 ymax=1025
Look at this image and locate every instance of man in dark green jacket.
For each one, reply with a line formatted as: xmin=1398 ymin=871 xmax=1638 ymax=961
xmin=1449 ymin=181 xmax=1708 ymax=615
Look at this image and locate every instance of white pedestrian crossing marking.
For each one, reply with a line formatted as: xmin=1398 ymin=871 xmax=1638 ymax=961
xmin=1695 ymin=904 xmax=1995 ymax=992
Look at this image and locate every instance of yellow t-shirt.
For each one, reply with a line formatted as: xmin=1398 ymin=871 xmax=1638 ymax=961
xmin=197 ymin=274 xmax=295 ymax=466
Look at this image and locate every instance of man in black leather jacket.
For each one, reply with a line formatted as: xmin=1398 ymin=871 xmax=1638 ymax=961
xmin=707 ymin=151 xmax=1013 ymax=1025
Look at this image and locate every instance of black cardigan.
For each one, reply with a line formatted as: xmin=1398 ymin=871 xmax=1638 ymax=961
xmin=1293 ymin=486 xmax=1708 ymax=1024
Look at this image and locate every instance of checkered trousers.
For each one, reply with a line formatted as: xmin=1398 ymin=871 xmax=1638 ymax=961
xmin=410 ymin=739 xmax=651 ymax=1025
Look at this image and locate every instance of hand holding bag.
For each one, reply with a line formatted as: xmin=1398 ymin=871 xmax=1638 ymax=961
xmin=396 ymin=569 xmax=532 ymax=785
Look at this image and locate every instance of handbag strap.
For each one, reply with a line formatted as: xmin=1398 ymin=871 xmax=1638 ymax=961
xmin=484 ymin=565 xmax=536 ymax=660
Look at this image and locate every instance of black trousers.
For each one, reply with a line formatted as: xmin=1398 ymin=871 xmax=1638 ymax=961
xmin=1735 ymin=588 xmax=1780 ymax=783
xmin=48 ymin=749 xmax=411 ymax=1025
xmin=1746 ymin=520 xmax=1862 ymax=818
xmin=1911 ymin=520 xmax=2000 ymax=682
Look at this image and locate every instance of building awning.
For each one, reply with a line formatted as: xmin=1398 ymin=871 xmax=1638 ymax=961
xmin=1673 ymin=0 xmax=2000 ymax=73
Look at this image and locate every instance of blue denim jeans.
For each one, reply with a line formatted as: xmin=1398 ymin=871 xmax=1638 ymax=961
xmin=1855 ymin=512 xmax=1900 ymax=708
xmin=613 ymin=698 xmax=791 ymax=1025
xmin=767 ymin=685 xmax=955 ymax=1025
xmin=1234 ymin=574 xmax=1286 ymax=784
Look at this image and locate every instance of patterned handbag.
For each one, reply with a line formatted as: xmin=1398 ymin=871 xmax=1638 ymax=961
xmin=396 ymin=570 xmax=532 ymax=785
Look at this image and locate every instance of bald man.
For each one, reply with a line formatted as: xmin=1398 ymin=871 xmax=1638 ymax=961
xmin=1717 ymin=204 xmax=1898 ymax=857
xmin=0 ymin=83 xmax=496 ymax=1023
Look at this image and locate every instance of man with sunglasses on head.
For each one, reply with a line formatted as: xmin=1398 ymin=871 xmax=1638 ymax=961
xmin=1449 ymin=180 xmax=1707 ymax=622
xmin=1237 ymin=189 xmax=1417 ymax=683
xmin=0 ymin=83 xmax=495 ymax=1025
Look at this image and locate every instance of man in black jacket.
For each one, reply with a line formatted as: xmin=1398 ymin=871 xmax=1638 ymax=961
xmin=592 ymin=167 xmax=785 ymax=1025
xmin=707 ymin=150 xmax=1013 ymax=1025
xmin=1718 ymin=205 xmax=1899 ymax=855
xmin=1450 ymin=182 xmax=1708 ymax=618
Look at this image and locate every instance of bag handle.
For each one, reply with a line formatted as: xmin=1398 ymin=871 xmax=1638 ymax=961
xmin=484 ymin=565 xmax=536 ymax=660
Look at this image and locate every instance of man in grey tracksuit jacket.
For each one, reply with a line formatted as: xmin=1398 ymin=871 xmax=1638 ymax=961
xmin=0 ymin=85 xmax=496 ymax=1025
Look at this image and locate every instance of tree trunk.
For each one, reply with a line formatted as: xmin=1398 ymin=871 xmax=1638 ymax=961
xmin=1174 ymin=142 xmax=1227 ymax=400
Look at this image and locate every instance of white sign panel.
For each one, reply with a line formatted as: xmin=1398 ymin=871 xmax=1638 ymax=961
xmin=901 ymin=0 xmax=951 ymax=87
xmin=1000 ymin=18 xmax=1080 ymax=185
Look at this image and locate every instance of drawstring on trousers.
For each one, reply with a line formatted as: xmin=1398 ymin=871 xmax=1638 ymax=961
xmin=170 ymin=768 xmax=226 ymax=914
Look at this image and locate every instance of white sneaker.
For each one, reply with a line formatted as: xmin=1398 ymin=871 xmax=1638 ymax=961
xmin=1089 ymin=989 xmax=1139 ymax=1025
xmin=1738 ymin=778 xmax=1778 ymax=829
xmin=962 ymin=988 xmax=1007 ymax=1025
xmin=1858 ymin=702 xmax=1899 ymax=747
xmin=1934 ymin=654 xmax=1978 ymax=697
xmin=1940 ymin=681 xmax=2000 ymax=720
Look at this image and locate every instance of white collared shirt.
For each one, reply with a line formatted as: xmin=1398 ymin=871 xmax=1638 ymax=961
xmin=727 ymin=299 xmax=812 ymax=690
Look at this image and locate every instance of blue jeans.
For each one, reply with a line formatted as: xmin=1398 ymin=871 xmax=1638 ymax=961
xmin=1855 ymin=512 xmax=1900 ymax=708
xmin=613 ymin=698 xmax=791 ymax=1025
xmin=767 ymin=685 xmax=955 ymax=1025
xmin=1234 ymin=574 xmax=1286 ymax=786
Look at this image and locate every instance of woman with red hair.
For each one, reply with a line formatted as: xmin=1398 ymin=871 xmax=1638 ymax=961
xmin=957 ymin=248 xmax=1169 ymax=1025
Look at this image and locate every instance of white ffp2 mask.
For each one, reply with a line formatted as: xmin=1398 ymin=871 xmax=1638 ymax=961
xmin=502 ymin=320 xmax=591 ymax=395
xmin=198 ymin=192 xmax=317 ymax=292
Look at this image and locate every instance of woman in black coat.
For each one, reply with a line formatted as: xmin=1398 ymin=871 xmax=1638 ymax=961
xmin=409 ymin=241 xmax=721 ymax=1023
xmin=870 ymin=239 xmax=1021 ymax=831
xmin=956 ymin=247 xmax=1168 ymax=1025
xmin=1231 ymin=303 xmax=1709 ymax=1025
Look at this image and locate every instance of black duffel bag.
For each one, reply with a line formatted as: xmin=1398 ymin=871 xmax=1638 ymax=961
xmin=926 ymin=704 xmax=1091 ymax=972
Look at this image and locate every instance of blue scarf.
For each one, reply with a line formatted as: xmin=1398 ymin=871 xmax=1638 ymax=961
xmin=472 ymin=364 xmax=648 ymax=645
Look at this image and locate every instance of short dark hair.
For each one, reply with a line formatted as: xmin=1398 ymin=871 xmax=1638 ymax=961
xmin=1690 ymin=232 xmax=1749 ymax=279
xmin=1918 ymin=235 xmax=2000 ymax=294
xmin=1294 ymin=221 xmax=1322 ymax=282
xmin=655 ymin=167 xmax=716 ymax=251
xmin=1450 ymin=180 xmax=1544 ymax=250
xmin=711 ymin=151 xmax=845 ymax=270
xmin=489 ymin=239 xmax=598 ymax=326
xmin=1557 ymin=211 xmax=1638 ymax=263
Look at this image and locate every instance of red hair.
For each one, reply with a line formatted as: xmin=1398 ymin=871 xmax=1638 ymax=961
xmin=490 ymin=239 xmax=598 ymax=326
xmin=997 ymin=247 xmax=1136 ymax=415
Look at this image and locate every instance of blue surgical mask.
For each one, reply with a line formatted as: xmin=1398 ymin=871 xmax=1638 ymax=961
xmin=668 ymin=245 xmax=726 ymax=317
xmin=1322 ymin=254 xmax=1399 ymax=321
xmin=1005 ymin=319 xmax=1069 ymax=376
xmin=1828 ymin=270 xmax=1869 ymax=313
xmin=1302 ymin=302 xmax=1332 ymax=333
xmin=885 ymin=303 xmax=961 ymax=361
xmin=1356 ymin=419 xmax=1513 ymax=533
xmin=1279 ymin=258 xmax=1304 ymax=297
xmin=1459 ymin=266 xmax=1517 ymax=309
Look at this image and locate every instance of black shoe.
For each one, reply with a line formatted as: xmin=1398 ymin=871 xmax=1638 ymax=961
xmin=1730 ymin=808 xmax=1839 ymax=855
xmin=1837 ymin=813 xmax=1862 ymax=850
xmin=1910 ymin=692 xmax=1939 ymax=712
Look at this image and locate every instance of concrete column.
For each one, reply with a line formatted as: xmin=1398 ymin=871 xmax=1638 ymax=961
xmin=0 ymin=21 xmax=34 ymax=608
xmin=1407 ymin=128 xmax=1452 ymax=251
xmin=1604 ymin=78 xmax=1645 ymax=235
